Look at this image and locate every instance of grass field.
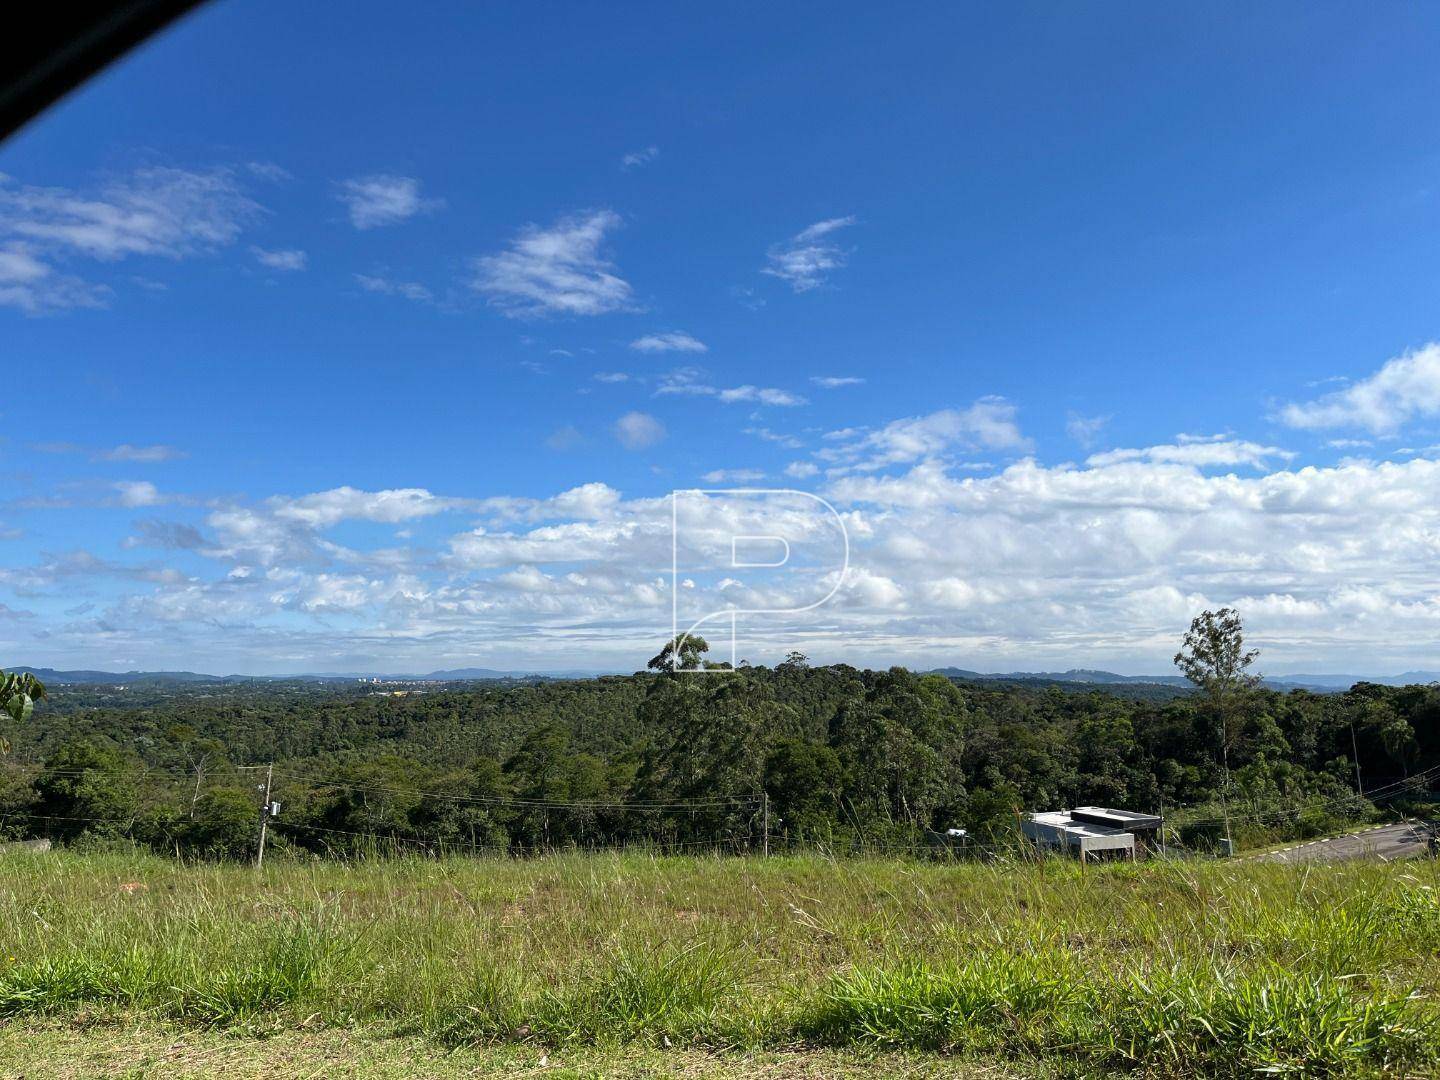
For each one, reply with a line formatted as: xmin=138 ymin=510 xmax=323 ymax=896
xmin=2 ymin=850 xmax=1438 ymax=1077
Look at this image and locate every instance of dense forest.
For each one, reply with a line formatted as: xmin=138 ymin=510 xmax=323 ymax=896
xmin=2 ymin=635 xmax=1438 ymax=860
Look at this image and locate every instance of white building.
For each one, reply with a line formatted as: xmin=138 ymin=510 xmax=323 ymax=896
xmin=1022 ymin=806 xmax=1162 ymax=860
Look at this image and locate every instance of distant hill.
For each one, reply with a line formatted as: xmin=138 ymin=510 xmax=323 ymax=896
xmin=12 ymin=666 xmax=605 ymax=685
xmin=929 ymin=667 xmax=1192 ymax=687
xmin=1273 ymin=672 xmax=1440 ymax=689
xmin=925 ymin=666 xmax=1440 ymax=694
xmin=14 ymin=663 xmax=1439 ymax=691
xmin=14 ymin=667 xmax=246 ymax=685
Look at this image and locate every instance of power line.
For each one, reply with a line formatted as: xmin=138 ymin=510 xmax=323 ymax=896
xmin=267 ymin=767 xmax=762 ymax=811
xmin=0 ymin=759 xmax=763 ymax=811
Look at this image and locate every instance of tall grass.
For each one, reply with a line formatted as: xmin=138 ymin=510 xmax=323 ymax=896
xmin=1 ymin=849 xmax=1437 ymax=1074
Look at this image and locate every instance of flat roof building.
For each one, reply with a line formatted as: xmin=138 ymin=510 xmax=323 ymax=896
xmin=1022 ymin=806 xmax=1162 ymax=860
xmin=1070 ymin=806 xmax=1162 ymax=833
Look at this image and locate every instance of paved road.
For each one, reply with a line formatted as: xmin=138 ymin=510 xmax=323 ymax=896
xmin=1253 ymin=821 xmax=1435 ymax=864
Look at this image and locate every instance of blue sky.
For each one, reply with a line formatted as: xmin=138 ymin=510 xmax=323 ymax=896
xmin=3 ymin=2 xmax=1440 ymax=674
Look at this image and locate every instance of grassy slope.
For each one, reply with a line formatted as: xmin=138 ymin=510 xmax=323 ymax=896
xmin=1 ymin=850 xmax=1438 ymax=1077
xmin=0 ymin=1025 xmax=1058 ymax=1079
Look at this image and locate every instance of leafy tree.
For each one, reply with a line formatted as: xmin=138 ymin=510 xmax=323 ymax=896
xmin=6 ymin=628 xmax=1440 ymax=859
xmin=964 ymin=783 xmax=1023 ymax=846
xmin=33 ymin=739 xmax=140 ymax=839
xmin=0 ymin=670 xmax=45 ymax=754
xmin=764 ymin=737 xmax=840 ymax=837
xmin=1174 ymin=607 xmax=1260 ymax=847
xmin=184 ymin=788 xmax=257 ymax=859
xmin=648 ymin=634 xmax=713 ymax=673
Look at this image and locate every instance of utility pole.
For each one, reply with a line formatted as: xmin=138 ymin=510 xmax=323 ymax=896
xmin=1218 ymin=717 xmax=1235 ymax=858
xmin=1349 ymin=721 xmax=1364 ymax=795
xmin=1157 ymin=794 xmax=1167 ymax=858
xmin=761 ymin=791 xmax=770 ymax=857
xmin=254 ymin=762 xmax=273 ymax=869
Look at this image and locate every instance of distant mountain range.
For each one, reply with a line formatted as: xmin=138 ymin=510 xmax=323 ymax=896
xmin=12 ymin=664 xmax=1440 ymax=691
xmin=927 ymin=667 xmax=1440 ymax=692
xmin=11 ymin=666 xmax=608 ymax=685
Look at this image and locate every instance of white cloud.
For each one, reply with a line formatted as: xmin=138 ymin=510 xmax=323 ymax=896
xmin=354 ymin=273 xmax=432 ymax=303
xmin=719 ymin=385 xmax=806 ymax=406
xmin=0 ymin=243 xmax=108 ymax=313
xmin=336 ymin=174 xmax=441 ymax=229
xmin=471 ymin=210 xmax=634 ymax=318
xmin=655 ymin=368 xmax=806 ymax=406
xmin=113 ymin=481 xmax=165 ymax=508
xmin=746 ymin=427 xmax=805 ymax=450
xmin=546 ymin=426 xmax=584 ymax=451
xmin=811 ymin=376 xmax=864 ymax=388
xmin=0 ymin=166 xmax=261 ymax=259
xmin=630 ymin=331 xmax=707 ymax=353
xmin=700 ymin=469 xmax=766 ymax=483
xmin=1086 ymin=439 xmax=1292 ymax=470
xmin=98 ymin=444 xmax=186 ymax=463
xmin=593 ymin=372 xmax=631 ymax=383
xmin=0 ymin=166 xmax=261 ymax=311
xmin=268 ymin=487 xmax=463 ymax=529
xmin=613 ymin=411 xmax=666 ymax=450
xmin=1280 ymin=343 xmax=1440 ymax=435
xmin=819 ymin=399 xmax=1029 ymax=471
xmin=762 ymin=216 xmax=855 ymax=292
xmin=1065 ymin=412 xmax=1110 ymax=449
xmin=251 ymin=246 xmax=307 ymax=271
xmin=785 ymin=461 xmax=820 ymax=479
xmin=621 ymin=146 xmax=660 ymax=170
xmin=26 ymin=443 xmax=1440 ymax=673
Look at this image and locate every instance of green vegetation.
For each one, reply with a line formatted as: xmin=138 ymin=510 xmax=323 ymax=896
xmin=0 ymin=668 xmax=44 ymax=754
xmin=1 ymin=849 xmax=1437 ymax=1076
xmin=2 ymin=640 xmax=1435 ymax=858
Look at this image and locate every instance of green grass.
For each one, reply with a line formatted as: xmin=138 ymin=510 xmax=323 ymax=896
xmin=1 ymin=849 xmax=1438 ymax=1076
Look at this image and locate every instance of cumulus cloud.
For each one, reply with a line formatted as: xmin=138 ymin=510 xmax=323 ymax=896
xmin=1280 ymin=343 xmax=1440 ymax=435
xmin=613 ymin=411 xmax=666 ymax=450
xmin=21 ymin=443 xmax=1440 ymax=673
xmin=1086 ymin=439 xmax=1292 ymax=470
xmin=251 ymin=246 xmax=307 ymax=271
xmin=268 ymin=487 xmax=464 ymax=529
xmin=113 ymin=480 xmax=165 ymax=508
xmin=630 ymin=331 xmax=706 ymax=353
xmin=471 ymin=210 xmax=634 ymax=318
xmin=336 ymin=174 xmax=441 ymax=229
xmin=818 ymin=399 xmax=1029 ymax=472
xmin=762 ymin=216 xmax=855 ymax=292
